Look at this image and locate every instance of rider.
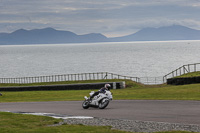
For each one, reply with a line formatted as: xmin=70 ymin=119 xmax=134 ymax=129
xmin=89 ymin=84 xmax=111 ymax=100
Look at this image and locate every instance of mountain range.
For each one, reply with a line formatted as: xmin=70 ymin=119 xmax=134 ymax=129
xmin=0 ymin=25 xmax=200 ymax=45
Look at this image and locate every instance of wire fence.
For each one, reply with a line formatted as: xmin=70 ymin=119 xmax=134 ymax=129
xmin=139 ymin=77 xmax=164 ymax=85
xmin=1 ymin=63 xmax=199 ymax=85
xmin=163 ymin=63 xmax=200 ymax=82
xmin=0 ymin=72 xmax=141 ymax=84
xmin=0 ymin=72 xmax=163 ymax=85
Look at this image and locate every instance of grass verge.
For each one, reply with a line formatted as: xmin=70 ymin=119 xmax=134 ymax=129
xmin=0 ymin=79 xmax=200 ymax=102
xmin=0 ymin=112 xmax=130 ymax=133
xmin=174 ymin=71 xmax=200 ymax=78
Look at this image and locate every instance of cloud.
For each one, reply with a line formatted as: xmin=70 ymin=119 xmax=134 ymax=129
xmin=0 ymin=0 xmax=200 ymax=37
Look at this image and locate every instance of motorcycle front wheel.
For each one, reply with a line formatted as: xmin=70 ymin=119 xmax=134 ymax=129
xmin=99 ymin=98 xmax=109 ymax=109
xmin=82 ymin=100 xmax=90 ymax=109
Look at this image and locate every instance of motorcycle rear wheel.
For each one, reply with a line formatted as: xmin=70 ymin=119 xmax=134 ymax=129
xmin=82 ymin=100 xmax=90 ymax=109
xmin=99 ymin=98 xmax=109 ymax=109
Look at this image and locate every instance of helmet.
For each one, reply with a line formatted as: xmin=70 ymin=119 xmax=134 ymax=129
xmin=105 ymin=84 xmax=111 ymax=90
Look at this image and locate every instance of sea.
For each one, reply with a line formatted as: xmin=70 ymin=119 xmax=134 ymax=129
xmin=0 ymin=40 xmax=200 ymax=78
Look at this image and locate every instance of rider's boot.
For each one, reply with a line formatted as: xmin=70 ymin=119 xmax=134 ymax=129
xmin=88 ymin=97 xmax=93 ymax=102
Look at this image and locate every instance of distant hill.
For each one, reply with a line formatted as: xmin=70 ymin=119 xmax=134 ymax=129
xmin=110 ymin=25 xmax=200 ymax=41
xmin=0 ymin=25 xmax=200 ymax=45
xmin=0 ymin=28 xmax=108 ymax=45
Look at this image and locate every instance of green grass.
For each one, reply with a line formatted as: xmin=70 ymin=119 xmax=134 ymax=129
xmin=0 ymin=112 xmax=130 ymax=133
xmin=113 ymin=83 xmax=200 ymax=100
xmin=0 ymin=79 xmax=200 ymax=102
xmin=175 ymin=71 xmax=200 ymax=78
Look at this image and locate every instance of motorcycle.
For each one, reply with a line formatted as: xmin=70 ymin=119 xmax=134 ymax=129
xmin=82 ymin=90 xmax=113 ymax=109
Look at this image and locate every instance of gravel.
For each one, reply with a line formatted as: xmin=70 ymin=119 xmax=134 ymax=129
xmin=64 ymin=117 xmax=200 ymax=133
xmin=13 ymin=111 xmax=200 ymax=132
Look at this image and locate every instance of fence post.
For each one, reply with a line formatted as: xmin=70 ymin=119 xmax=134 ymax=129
xmin=97 ymin=73 xmax=99 ymax=80
xmin=85 ymin=73 xmax=87 ymax=80
xmin=163 ymin=76 xmax=165 ymax=83
xmin=89 ymin=73 xmax=91 ymax=80
xmin=81 ymin=73 xmax=83 ymax=80
xmin=104 ymin=72 xmax=108 ymax=79
xmin=188 ymin=64 xmax=190 ymax=72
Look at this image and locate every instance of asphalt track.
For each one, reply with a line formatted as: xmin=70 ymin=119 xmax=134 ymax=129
xmin=0 ymin=100 xmax=200 ymax=125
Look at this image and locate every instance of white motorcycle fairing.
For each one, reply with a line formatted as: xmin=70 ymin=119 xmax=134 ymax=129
xmin=82 ymin=90 xmax=113 ymax=109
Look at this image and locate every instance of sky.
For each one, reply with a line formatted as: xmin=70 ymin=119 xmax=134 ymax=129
xmin=0 ymin=0 xmax=200 ymax=37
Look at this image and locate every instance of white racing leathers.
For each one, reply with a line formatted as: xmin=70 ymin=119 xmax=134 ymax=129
xmin=82 ymin=90 xmax=113 ymax=109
